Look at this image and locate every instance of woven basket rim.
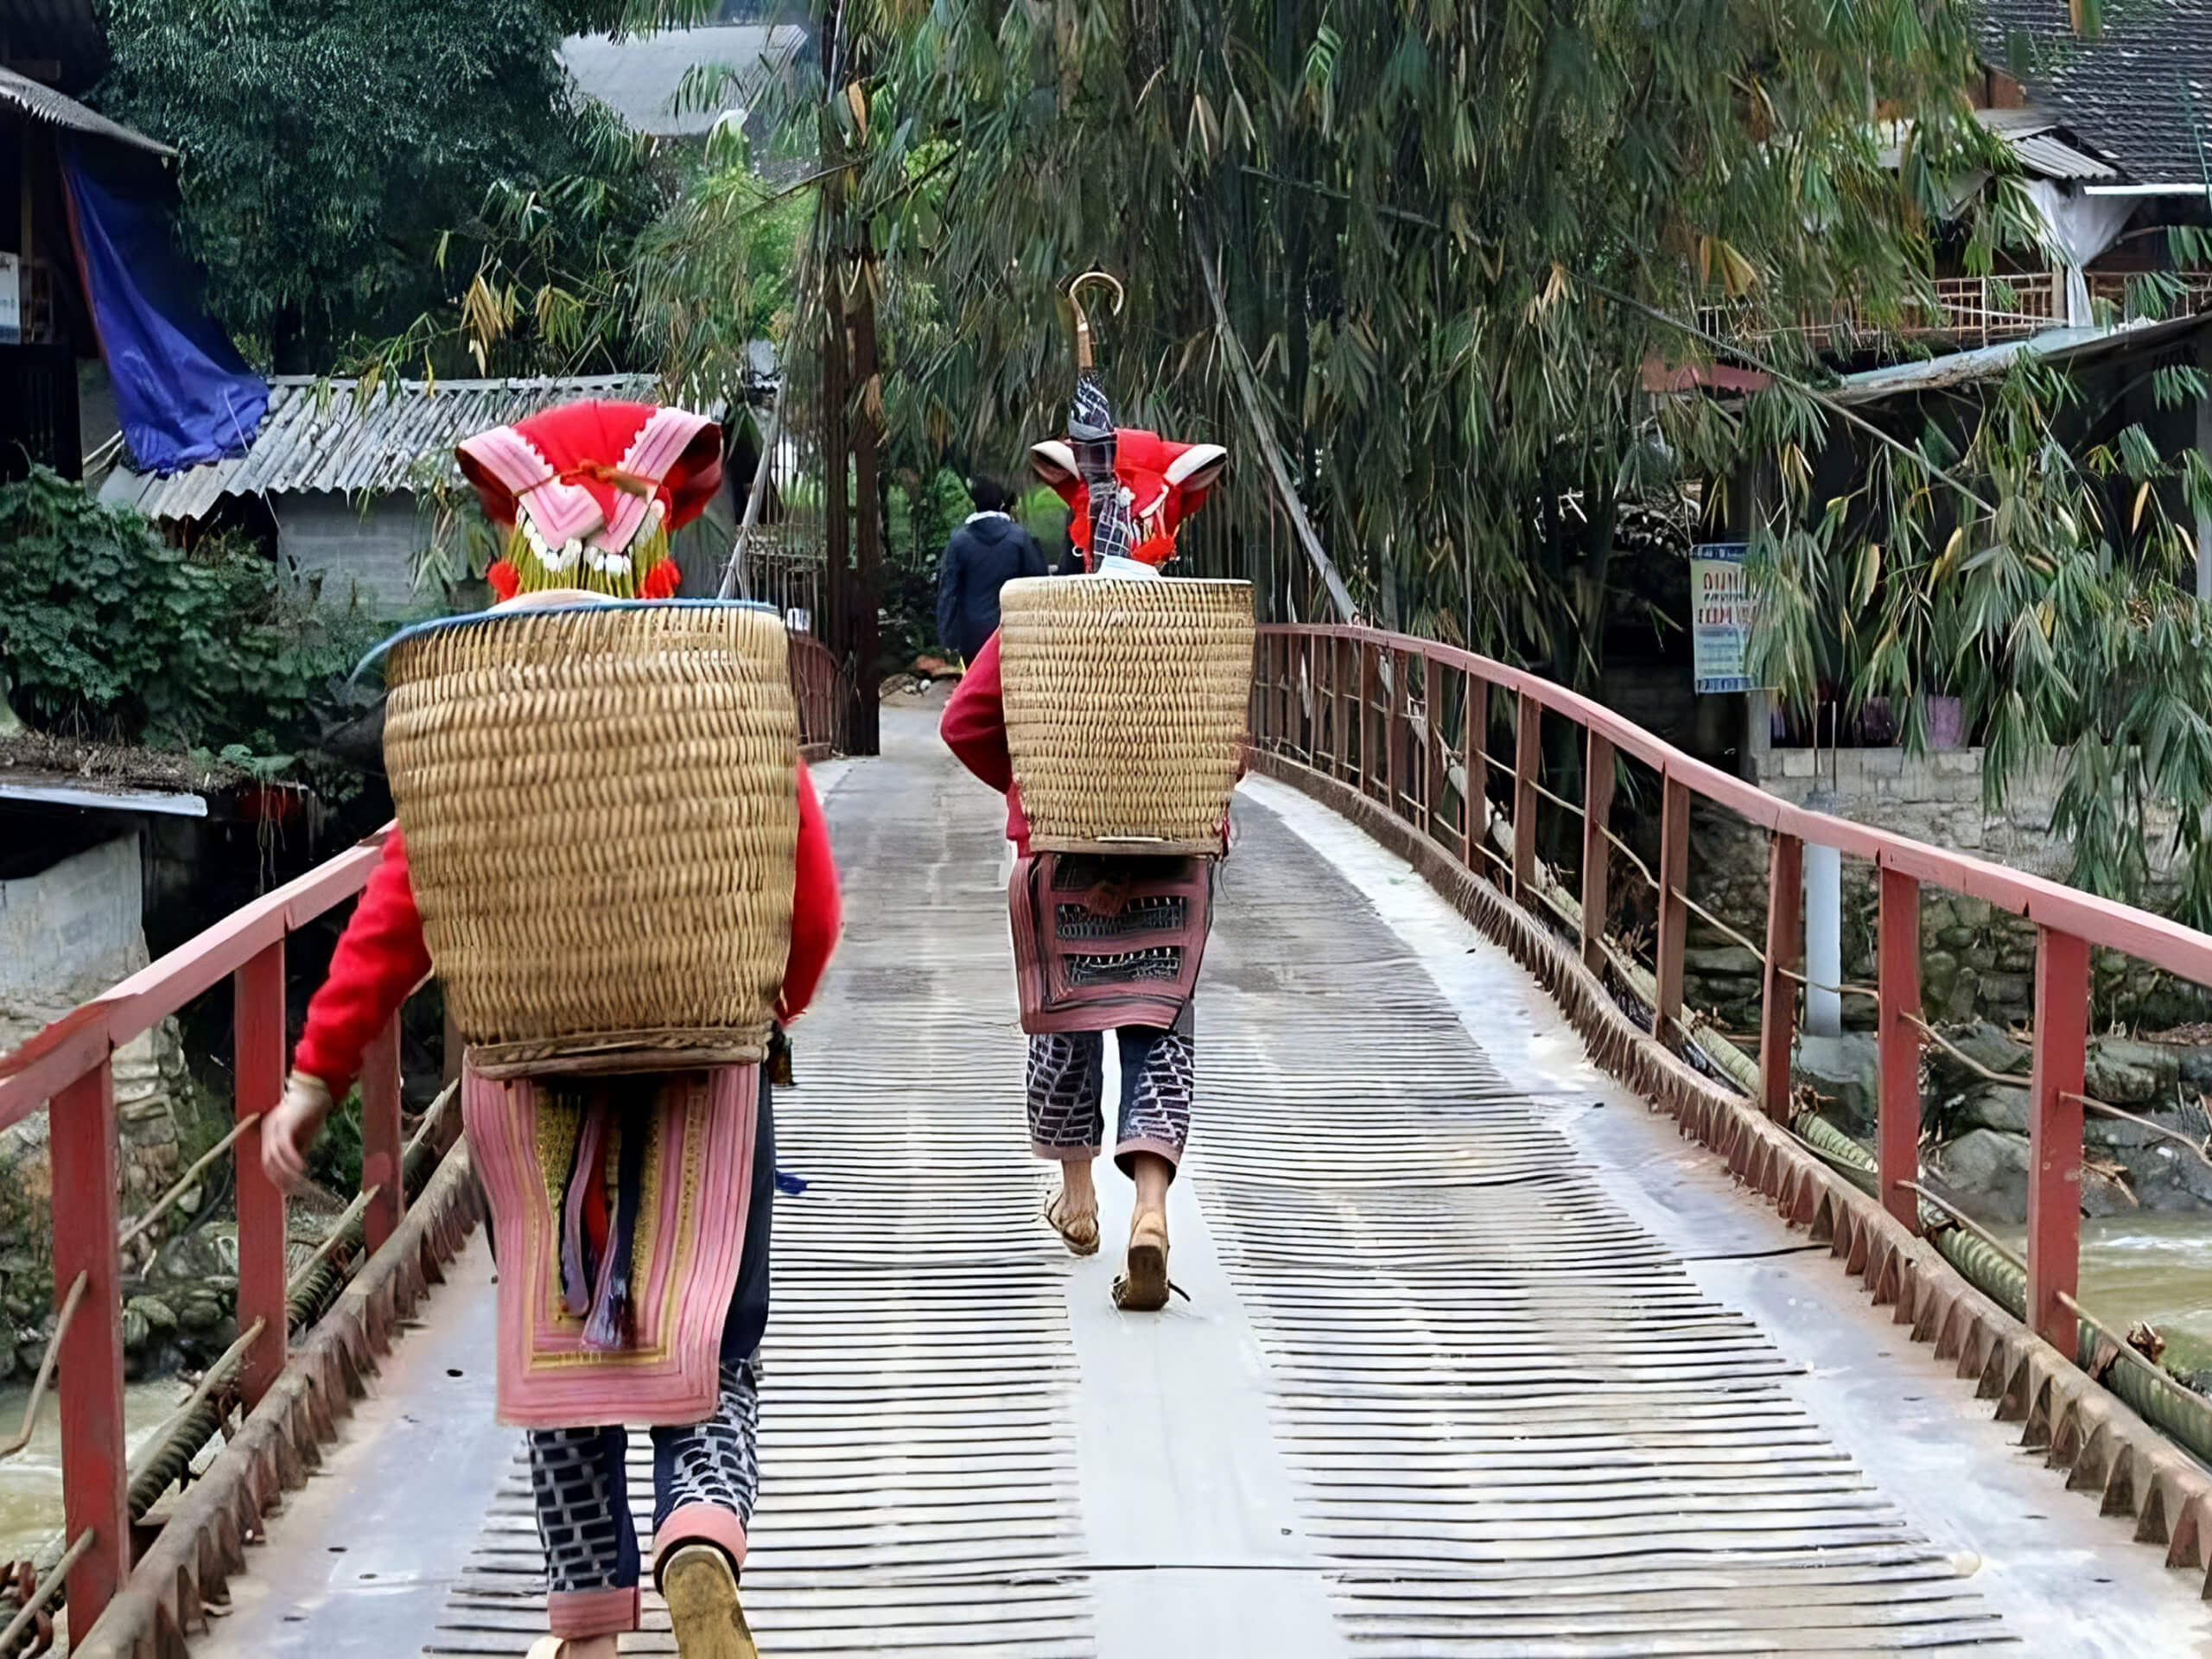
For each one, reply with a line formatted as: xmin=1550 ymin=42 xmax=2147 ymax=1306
xmin=353 ymin=597 xmax=786 ymax=683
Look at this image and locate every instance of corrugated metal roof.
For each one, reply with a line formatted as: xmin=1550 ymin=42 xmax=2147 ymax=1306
xmin=1876 ymin=107 xmax=2120 ymax=181
xmin=99 ymin=374 xmax=667 ymax=522
xmin=1829 ymin=307 xmax=2212 ymax=404
xmin=0 ymin=65 xmax=173 ymax=156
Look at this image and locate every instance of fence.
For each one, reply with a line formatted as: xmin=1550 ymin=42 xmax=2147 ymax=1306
xmin=791 ymin=632 xmax=846 ymax=761
xmin=0 ymin=835 xmax=433 ymax=1643
xmin=1249 ymin=624 xmax=2212 ymax=1368
xmin=1695 ymin=272 xmax=2062 ymax=350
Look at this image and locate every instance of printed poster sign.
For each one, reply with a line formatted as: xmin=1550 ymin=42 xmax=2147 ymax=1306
xmin=1689 ymin=542 xmax=1761 ymax=695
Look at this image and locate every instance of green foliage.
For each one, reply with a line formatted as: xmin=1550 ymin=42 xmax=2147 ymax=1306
xmin=1742 ymin=346 xmax=2212 ymax=922
xmin=310 ymin=1090 xmax=366 ymax=1195
xmin=99 ymin=0 xmax=665 ymax=369
xmin=738 ymin=0 xmax=2016 ymax=671
xmin=0 ymin=468 xmax=381 ymax=778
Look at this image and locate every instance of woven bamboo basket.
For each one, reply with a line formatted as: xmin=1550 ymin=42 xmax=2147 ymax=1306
xmin=997 ymin=576 xmax=1255 ymax=855
xmin=379 ymin=602 xmax=798 ymax=1078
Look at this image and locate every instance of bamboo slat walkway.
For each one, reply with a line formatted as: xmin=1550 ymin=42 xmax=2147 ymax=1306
xmin=188 ymin=712 xmax=2212 ymax=1659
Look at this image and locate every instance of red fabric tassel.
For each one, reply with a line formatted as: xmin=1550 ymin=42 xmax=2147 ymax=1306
xmin=487 ymin=559 xmax=521 ymax=601
xmin=641 ymin=558 xmax=681 ymax=599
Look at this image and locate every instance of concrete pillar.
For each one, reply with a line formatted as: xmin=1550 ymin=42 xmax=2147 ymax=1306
xmin=2196 ymin=380 xmax=2212 ymax=602
xmin=1803 ymin=784 xmax=1844 ymax=1038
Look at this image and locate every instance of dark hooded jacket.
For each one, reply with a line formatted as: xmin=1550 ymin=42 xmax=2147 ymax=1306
xmin=937 ymin=512 xmax=1048 ymax=661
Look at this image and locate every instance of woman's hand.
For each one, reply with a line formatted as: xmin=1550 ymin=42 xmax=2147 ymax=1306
xmin=263 ymin=1071 xmax=335 ymax=1193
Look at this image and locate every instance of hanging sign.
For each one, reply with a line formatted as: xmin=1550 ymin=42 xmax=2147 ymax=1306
xmin=1688 ymin=542 xmax=1760 ymax=694
xmin=0 ymin=254 xmax=18 ymax=346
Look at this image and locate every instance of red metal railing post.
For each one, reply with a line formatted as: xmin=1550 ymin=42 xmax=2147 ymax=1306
xmin=1425 ymin=655 xmax=1445 ymax=846
xmin=51 ymin=1059 xmax=130 ymax=1633
xmin=1384 ymin=646 xmax=1404 ymax=817
xmin=1877 ymin=866 xmax=1923 ymax=1233
xmin=1580 ymin=730 xmax=1615 ymax=976
xmin=360 ymin=1013 xmax=405 ymax=1255
xmin=1655 ymin=775 xmax=1691 ymax=1050
xmin=1761 ymin=835 xmax=1804 ymax=1122
xmin=1512 ymin=694 xmax=1541 ymax=903
xmin=1465 ymin=673 xmax=1489 ymax=873
xmin=1332 ymin=638 xmax=1348 ymax=779
xmin=1300 ymin=634 xmax=1315 ymax=763
xmin=234 ymin=941 xmax=289 ymax=1407
xmin=2028 ymin=926 xmax=2092 ymax=1355
xmin=1357 ymin=640 xmax=1376 ymax=800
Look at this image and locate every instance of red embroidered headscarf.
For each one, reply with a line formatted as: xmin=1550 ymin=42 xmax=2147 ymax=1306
xmin=456 ymin=399 xmax=723 ymax=600
xmin=1029 ymin=429 xmax=1227 ymax=569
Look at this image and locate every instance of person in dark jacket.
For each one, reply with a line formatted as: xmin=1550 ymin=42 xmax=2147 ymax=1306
xmin=936 ymin=476 xmax=1048 ymax=661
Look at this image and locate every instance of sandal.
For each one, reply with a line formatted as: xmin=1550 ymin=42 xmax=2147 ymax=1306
xmin=662 ymin=1542 xmax=758 ymax=1659
xmin=1044 ymin=1190 xmax=1100 ymax=1256
xmin=1113 ymin=1211 xmax=1173 ymax=1311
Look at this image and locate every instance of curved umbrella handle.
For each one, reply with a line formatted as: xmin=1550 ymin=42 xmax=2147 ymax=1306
xmin=1068 ymin=270 xmax=1125 ymax=371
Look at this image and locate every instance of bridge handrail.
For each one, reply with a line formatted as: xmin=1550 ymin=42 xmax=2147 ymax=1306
xmin=1259 ymin=624 xmax=2212 ymax=982
xmin=0 ymin=826 xmax=401 ymax=1643
xmin=1251 ymin=622 xmax=2204 ymax=1377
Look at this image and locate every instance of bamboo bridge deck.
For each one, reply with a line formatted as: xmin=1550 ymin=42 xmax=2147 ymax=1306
xmin=153 ymin=709 xmax=2209 ymax=1659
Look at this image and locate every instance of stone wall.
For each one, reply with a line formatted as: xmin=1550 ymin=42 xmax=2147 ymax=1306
xmin=0 ymin=836 xmax=185 ymax=1273
xmin=1676 ymin=749 xmax=2202 ymax=1037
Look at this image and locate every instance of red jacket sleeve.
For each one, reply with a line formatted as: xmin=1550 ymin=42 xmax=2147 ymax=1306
xmin=293 ymin=832 xmax=433 ymax=1092
xmin=777 ymin=763 xmax=842 ymax=1024
xmin=939 ymin=630 xmax=1012 ymax=793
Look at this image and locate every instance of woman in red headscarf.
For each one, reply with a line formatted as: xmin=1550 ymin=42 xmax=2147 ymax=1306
xmin=264 ymin=401 xmax=842 ymax=1659
xmin=941 ymin=360 xmax=1230 ymax=1312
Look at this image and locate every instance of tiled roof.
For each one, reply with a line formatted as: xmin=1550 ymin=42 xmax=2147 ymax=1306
xmin=1978 ymin=0 xmax=2212 ymax=185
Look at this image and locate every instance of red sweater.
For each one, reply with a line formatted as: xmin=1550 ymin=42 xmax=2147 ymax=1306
xmin=293 ymin=765 xmax=842 ymax=1092
xmin=938 ymin=632 xmax=1035 ymax=852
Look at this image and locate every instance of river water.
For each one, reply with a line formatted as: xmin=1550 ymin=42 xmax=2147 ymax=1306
xmin=0 ymin=1380 xmax=195 ymax=1567
xmin=2063 ymin=1214 xmax=2212 ymax=1378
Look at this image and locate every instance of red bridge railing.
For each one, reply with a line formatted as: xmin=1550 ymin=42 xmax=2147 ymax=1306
xmin=1250 ymin=624 xmax=2212 ymax=1369
xmin=0 ymin=836 xmax=407 ymax=1638
xmin=791 ymin=632 xmax=846 ymax=761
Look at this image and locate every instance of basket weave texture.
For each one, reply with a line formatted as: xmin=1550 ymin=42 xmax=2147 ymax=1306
xmin=997 ymin=577 xmax=1255 ymax=855
xmin=383 ymin=605 xmax=798 ymax=1073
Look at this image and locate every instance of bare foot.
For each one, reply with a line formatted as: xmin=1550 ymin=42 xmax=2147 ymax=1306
xmin=1045 ymin=1160 xmax=1100 ymax=1255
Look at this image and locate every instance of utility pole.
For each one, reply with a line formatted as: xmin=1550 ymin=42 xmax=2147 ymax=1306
xmin=848 ymin=248 xmax=883 ymax=755
xmin=814 ymin=0 xmax=880 ymax=754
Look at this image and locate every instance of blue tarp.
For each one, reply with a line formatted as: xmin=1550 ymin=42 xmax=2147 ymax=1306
xmin=61 ymin=140 xmax=266 ymax=476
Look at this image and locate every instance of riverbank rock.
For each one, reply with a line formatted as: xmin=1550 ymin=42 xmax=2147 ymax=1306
xmin=1949 ymin=1083 xmax=2030 ymax=1138
xmin=1933 ymin=1130 xmax=2031 ymax=1221
xmin=1928 ymin=1020 xmax=2029 ymax=1091
xmin=1796 ymin=1033 xmax=1879 ymax=1138
xmin=2084 ymin=1038 xmax=2181 ymax=1107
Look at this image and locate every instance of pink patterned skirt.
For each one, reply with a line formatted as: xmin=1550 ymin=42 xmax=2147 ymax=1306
xmin=462 ymin=1061 xmax=759 ymax=1427
xmin=1009 ymin=851 xmax=1214 ymax=1034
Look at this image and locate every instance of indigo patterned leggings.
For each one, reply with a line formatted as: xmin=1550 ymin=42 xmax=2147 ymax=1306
xmin=1027 ymin=1007 xmax=1194 ymax=1173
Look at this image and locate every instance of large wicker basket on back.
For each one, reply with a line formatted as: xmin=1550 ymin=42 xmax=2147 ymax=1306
xmin=997 ymin=576 xmax=1254 ymax=855
xmin=380 ymin=602 xmax=798 ymax=1078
